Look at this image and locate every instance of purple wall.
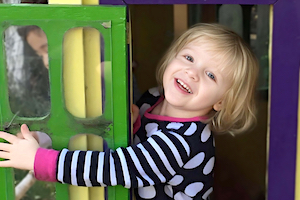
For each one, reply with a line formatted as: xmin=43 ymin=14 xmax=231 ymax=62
xmin=100 ymin=0 xmax=274 ymax=5
xmin=268 ymin=0 xmax=300 ymax=199
xmin=100 ymin=0 xmax=126 ymax=5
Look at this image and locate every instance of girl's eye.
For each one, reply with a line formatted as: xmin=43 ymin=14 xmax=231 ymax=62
xmin=185 ymin=55 xmax=194 ymax=62
xmin=206 ymin=72 xmax=215 ymax=80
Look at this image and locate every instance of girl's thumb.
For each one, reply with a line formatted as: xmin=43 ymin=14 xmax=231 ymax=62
xmin=20 ymin=124 xmax=31 ymax=138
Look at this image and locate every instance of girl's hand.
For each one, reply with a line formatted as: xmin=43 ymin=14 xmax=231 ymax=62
xmin=0 ymin=124 xmax=39 ymax=171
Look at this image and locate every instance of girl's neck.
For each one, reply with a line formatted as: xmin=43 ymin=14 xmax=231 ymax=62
xmin=151 ymin=99 xmax=209 ymax=119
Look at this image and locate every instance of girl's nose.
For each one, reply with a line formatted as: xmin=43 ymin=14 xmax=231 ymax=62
xmin=185 ymin=68 xmax=199 ymax=81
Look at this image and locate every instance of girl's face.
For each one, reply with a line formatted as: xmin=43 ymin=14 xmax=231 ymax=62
xmin=162 ymin=41 xmax=232 ymax=118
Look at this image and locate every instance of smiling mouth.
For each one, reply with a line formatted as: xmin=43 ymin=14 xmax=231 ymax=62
xmin=176 ymin=79 xmax=192 ymax=94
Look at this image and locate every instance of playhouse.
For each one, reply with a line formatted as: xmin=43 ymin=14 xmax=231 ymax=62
xmin=0 ymin=0 xmax=299 ymax=200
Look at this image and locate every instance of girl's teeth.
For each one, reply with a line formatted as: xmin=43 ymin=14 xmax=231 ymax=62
xmin=177 ymin=79 xmax=192 ymax=93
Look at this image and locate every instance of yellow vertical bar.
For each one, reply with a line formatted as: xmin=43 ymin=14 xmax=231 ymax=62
xmin=296 ymin=0 xmax=300 ymax=189
xmin=296 ymin=71 xmax=300 ymax=200
xmin=83 ymin=28 xmax=102 ymax=117
xmin=63 ymin=28 xmax=86 ymax=118
xmin=128 ymin=9 xmax=133 ymax=139
xmin=266 ymin=5 xmax=273 ymax=200
xmin=82 ymin=0 xmax=98 ymax=4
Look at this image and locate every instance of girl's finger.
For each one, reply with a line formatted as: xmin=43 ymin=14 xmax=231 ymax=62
xmin=0 ymin=143 xmax=11 ymax=152
xmin=20 ymin=124 xmax=33 ymax=140
xmin=21 ymin=124 xmax=30 ymax=133
xmin=0 ymin=160 xmax=12 ymax=168
xmin=0 ymin=132 xmax=17 ymax=144
xmin=0 ymin=151 xmax=10 ymax=160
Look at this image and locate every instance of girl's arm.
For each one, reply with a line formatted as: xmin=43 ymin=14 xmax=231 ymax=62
xmin=0 ymin=124 xmax=191 ymax=188
xmin=0 ymin=105 xmax=137 ymax=172
xmin=132 ymin=104 xmax=141 ymax=134
xmin=38 ymin=131 xmax=191 ymax=188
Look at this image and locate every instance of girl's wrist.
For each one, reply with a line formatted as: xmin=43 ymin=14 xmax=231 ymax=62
xmin=34 ymin=148 xmax=59 ymax=182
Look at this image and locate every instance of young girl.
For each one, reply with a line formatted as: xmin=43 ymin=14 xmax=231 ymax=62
xmin=0 ymin=23 xmax=258 ymax=200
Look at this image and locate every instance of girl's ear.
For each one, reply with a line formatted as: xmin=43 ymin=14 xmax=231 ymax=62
xmin=213 ymin=100 xmax=223 ymax=111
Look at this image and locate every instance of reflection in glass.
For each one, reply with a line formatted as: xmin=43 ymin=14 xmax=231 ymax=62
xmin=5 ymin=25 xmax=50 ymax=118
xmin=14 ymin=169 xmax=55 ymax=200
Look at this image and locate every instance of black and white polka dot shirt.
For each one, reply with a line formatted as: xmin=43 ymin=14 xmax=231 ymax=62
xmin=55 ymin=88 xmax=214 ymax=200
xmin=132 ymin=88 xmax=215 ymax=199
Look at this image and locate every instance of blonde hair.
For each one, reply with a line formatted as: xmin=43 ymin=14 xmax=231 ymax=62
xmin=156 ymin=23 xmax=259 ymax=134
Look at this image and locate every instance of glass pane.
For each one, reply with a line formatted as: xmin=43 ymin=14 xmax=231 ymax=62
xmin=5 ymin=25 xmax=50 ymax=118
xmin=250 ymin=5 xmax=270 ymax=90
xmin=4 ymin=26 xmax=53 ymax=199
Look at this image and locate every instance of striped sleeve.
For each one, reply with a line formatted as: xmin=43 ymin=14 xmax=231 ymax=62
xmin=56 ymin=130 xmax=190 ymax=188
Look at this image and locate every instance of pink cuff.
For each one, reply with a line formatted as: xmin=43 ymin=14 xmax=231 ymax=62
xmin=133 ymin=115 xmax=141 ymax=134
xmin=34 ymin=148 xmax=59 ymax=182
